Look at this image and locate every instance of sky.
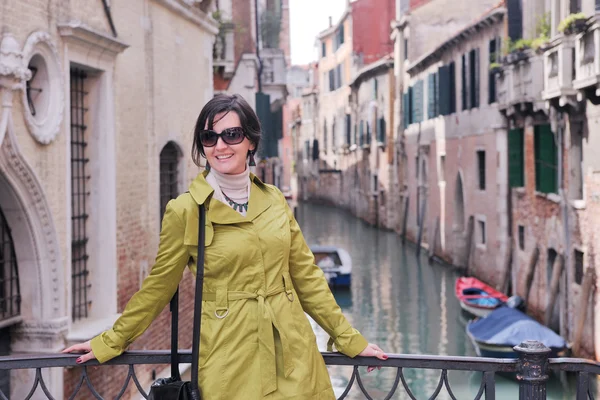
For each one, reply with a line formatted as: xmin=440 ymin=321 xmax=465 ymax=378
xmin=289 ymin=0 xmax=347 ymax=65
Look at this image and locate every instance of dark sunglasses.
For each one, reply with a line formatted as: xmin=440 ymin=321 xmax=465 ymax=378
xmin=200 ymin=127 xmax=246 ymax=147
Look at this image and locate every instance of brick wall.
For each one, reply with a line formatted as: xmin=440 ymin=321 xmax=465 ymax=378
xmin=351 ymin=0 xmax=395 ymax=66
xmin=1 ymin=0 xmax=215 ymax=398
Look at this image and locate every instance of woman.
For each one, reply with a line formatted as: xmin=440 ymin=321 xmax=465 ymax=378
xmin=63 ymin=94 xmax=386 ymax=399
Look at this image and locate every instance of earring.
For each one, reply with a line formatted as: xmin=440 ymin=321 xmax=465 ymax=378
xmin=205 ymin=161 xmax=211 ymax=171
xmin=248 ymin=150 xmax=256 ymax=167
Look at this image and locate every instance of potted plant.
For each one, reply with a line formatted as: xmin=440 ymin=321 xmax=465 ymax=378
xmin=558 ymin=13 xmax=588 ymax=35
xmin=489 ymin=62 xmax=502 ymax=75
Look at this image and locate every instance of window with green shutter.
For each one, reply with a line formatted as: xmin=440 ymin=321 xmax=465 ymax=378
xmin=377 ymin=117 xmax=386 ymax=143
xmin=462 ymin=54 xmax=468 ymax=110
xmin=534 ymin=124 xmax=558 ymax=194
xmin=470 ymin=48 xmax=480 ymax=109
xmin=345 ymin=114 xmax=351 ymax=145
xmin=428 ymin=73 xmax=435 ymax=119
xmin=403 ymin=92 xmax=409 ymax=128
xmin=413 ymin=80 xmax=423 ymax=123
xmin=438 ymin=66 xmax=449 ymax=116
xmin=508 ymin=128 xmax=524 ymax=187
xmin=449 ymin=62 xmax=456 ymax=113
xmin=359 ymin=120 xmax=364 ymax=146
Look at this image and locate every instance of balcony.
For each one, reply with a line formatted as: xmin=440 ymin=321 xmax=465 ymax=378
xmin=213 ymin=22 xmax=235 ymax=79
xmin=496 ymin=51 xmax=544 ymax=115
xmin=542 ymin=35 xmax=577 ymax=104
xmin=261 ymin=48 xmax=286 ymax=87
xmin=573 ymin=21 xmax=600 ymax=102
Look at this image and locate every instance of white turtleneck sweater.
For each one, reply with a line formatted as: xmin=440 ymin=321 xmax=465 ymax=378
xmin=205 ymin=167 xmax=251 ymax=216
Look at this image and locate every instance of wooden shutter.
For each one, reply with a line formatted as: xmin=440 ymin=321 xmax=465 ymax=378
xmin=359 ymin=120 xmax=364 ymax=145
xmin=414 ymin=80 xmax=423 ymax=123
xmin=534 ymin=124 xmax=558 ymax=193
xmin=489 ymin=39 xmax=497 ymax=104
xmin=470 ymin=48 xmax=480 ymax=109
xmin=449 ymin=62 xmax=457 ymax=113
xmin=506 ymin=0 xmax=523 ymax=41
xmin=345 ymin=114 xmax=351 ymax=145
xmin=402 ymin=92 xmax=409 ymax=128
xmin=438 ymin=66 xmax=449 ymax=116
xmin=408 ymin=86 xmax=414 ymax=125
xmin=462 ymin=54 xmax=468 ymax=110
xmin=378 ymin=117 xmax=386 ymax=143
xmin=508 ymin=128 xmax=524 ymax=187
xmin=428 ymin=73 xmax=435 ymax=119
xmin=433 ymin=72 xmax=439 ymax=116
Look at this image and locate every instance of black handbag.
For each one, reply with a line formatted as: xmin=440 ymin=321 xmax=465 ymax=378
xmin=148 ymin=204 xmax=206 ymax=400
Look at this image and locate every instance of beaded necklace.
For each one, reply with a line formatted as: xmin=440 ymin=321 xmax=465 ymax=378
xmin=222 ymin=192 xmax=249 ymax=212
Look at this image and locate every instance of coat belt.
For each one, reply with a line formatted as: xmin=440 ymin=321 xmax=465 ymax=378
xmin=202 ymin=284 xmax=296 ymax=396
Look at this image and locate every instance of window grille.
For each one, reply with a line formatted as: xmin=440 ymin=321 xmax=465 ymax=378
xmin=70 ymin=68 xmax=91 ymax=321
xmin=477 ymin=150 xmax=486 ymax=190
xmin=159 ymin=142 xmax=180 ymax=221
xmin=0 ymin=208 xmax=20 ymax=323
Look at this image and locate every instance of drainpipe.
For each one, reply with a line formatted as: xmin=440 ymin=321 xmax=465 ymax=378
xmin=557 ymin=111 xmax=570 ymax=340
xmin=255 ymin=0 xmax=263 ymax=92
xmin=101 ymin=0 xmax=118 ymax=37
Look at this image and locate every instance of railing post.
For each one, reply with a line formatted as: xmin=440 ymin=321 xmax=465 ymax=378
xmin=514 ymin=340 xmax=551 ymax=400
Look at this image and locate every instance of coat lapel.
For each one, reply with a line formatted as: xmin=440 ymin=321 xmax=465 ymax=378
xmin=188 ymin=171 xmax=273 ymax=224
xmin=246 ymin=173 xmax=272 ymax=221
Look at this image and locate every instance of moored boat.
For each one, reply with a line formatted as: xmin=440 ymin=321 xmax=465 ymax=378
xmin=455 ymin=277 xmax=509 ymax=318
xmin=466 ymin=306 xmax=569 ymax=359
xmin=310 ymin=245 xmax=352 ymax=288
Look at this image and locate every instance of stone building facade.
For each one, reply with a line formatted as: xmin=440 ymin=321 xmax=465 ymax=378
xmin=0 ymin=0 xmax=217 ymax=398
xmin=401 ymin=6 xmax=507 ymax=285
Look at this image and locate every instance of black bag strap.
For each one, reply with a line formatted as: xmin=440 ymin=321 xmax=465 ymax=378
xmin=189 ymin=203 xmax=206 ymax=399
xmin=169 ymin=288 xmax=181 ymax=380
xmin=168 ymin=204 xmax=205 ymax=399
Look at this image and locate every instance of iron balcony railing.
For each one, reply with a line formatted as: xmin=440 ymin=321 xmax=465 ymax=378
xmin=0 ymin=340 xmax=598 ymax=399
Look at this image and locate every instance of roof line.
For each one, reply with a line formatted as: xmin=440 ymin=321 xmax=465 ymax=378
xmin=407 ymin=6 xmax=505 ymax=74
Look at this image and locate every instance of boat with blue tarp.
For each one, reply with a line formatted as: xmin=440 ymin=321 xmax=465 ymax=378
xmin=310 ymin=245 xmax=352 ymax=288
xmin=466 ymin=306 xmax=569 ymax=359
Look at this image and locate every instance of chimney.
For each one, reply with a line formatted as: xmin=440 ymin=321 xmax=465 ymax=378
xmin=329 ymin=16 xmax=332 ymax=27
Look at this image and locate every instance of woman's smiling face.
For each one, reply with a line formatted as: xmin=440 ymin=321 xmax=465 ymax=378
xmin=204 ymin=112 xmax=255 ymax=175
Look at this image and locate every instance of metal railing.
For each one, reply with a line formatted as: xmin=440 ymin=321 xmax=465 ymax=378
xmin=0 ymin=340 xmax=598 ymax=399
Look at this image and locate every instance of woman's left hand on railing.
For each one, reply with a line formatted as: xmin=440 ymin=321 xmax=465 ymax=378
xmin=62 ymin=340 xmax=97 ymax=364
xmin=357 ymin=343 xmax=388 ymax=373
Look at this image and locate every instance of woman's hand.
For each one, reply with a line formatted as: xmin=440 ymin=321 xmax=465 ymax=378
xmin=62 ymin=340 xmax=97 ymax=364
xmin=358 ymin=343 xmax=388 ymax=373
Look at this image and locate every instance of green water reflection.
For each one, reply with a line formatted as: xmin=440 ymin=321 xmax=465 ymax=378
xmin=296 ymin=202 xmax=595 ymax=399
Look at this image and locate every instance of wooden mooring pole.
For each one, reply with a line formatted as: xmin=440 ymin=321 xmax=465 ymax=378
xmin=401 ymin=196 xmax=409 ymax=244
xmin=428 ymin=216 xmax=440 ymax=264
xmin=464 ymin=216 xmax=475 ymax=276
xmin=501 ymin=239 xmax=514 ymax=294
xmin=545 ymin=254 xmax=564 ymax=327
xmin=573 ymin=267 xmax=595 ymax=356
xmin=524 ymin=246 xmax=540 ymax=307
xmin=416 ymin=194 xmax=427 ymax=255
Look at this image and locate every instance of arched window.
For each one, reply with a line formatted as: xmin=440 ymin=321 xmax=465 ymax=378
xmin=0 ymin=207 xmax=20 ymax=323
xmin=160 ymin=142 xmax=182 ymax=220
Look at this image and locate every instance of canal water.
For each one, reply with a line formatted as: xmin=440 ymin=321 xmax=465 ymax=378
xmin=296 ymin=201 xmax=595 ymax=400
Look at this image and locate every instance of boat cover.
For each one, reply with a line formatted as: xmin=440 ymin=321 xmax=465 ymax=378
xmin=467 ymin=307 xmax=567 ymax=349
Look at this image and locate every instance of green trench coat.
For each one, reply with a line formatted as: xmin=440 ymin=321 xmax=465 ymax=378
xmin=91 ymin=172 xmax=368 ymax=399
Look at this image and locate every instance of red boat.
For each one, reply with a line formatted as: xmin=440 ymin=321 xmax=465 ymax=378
xmin=455 ymin=277 xmax=509 ymax=318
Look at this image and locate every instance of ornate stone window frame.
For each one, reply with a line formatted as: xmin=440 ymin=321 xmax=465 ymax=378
xmin=57 ymin=21 xmax=128 ymax=341
xmin=20 ymin=31 xmax=64 ymax=145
